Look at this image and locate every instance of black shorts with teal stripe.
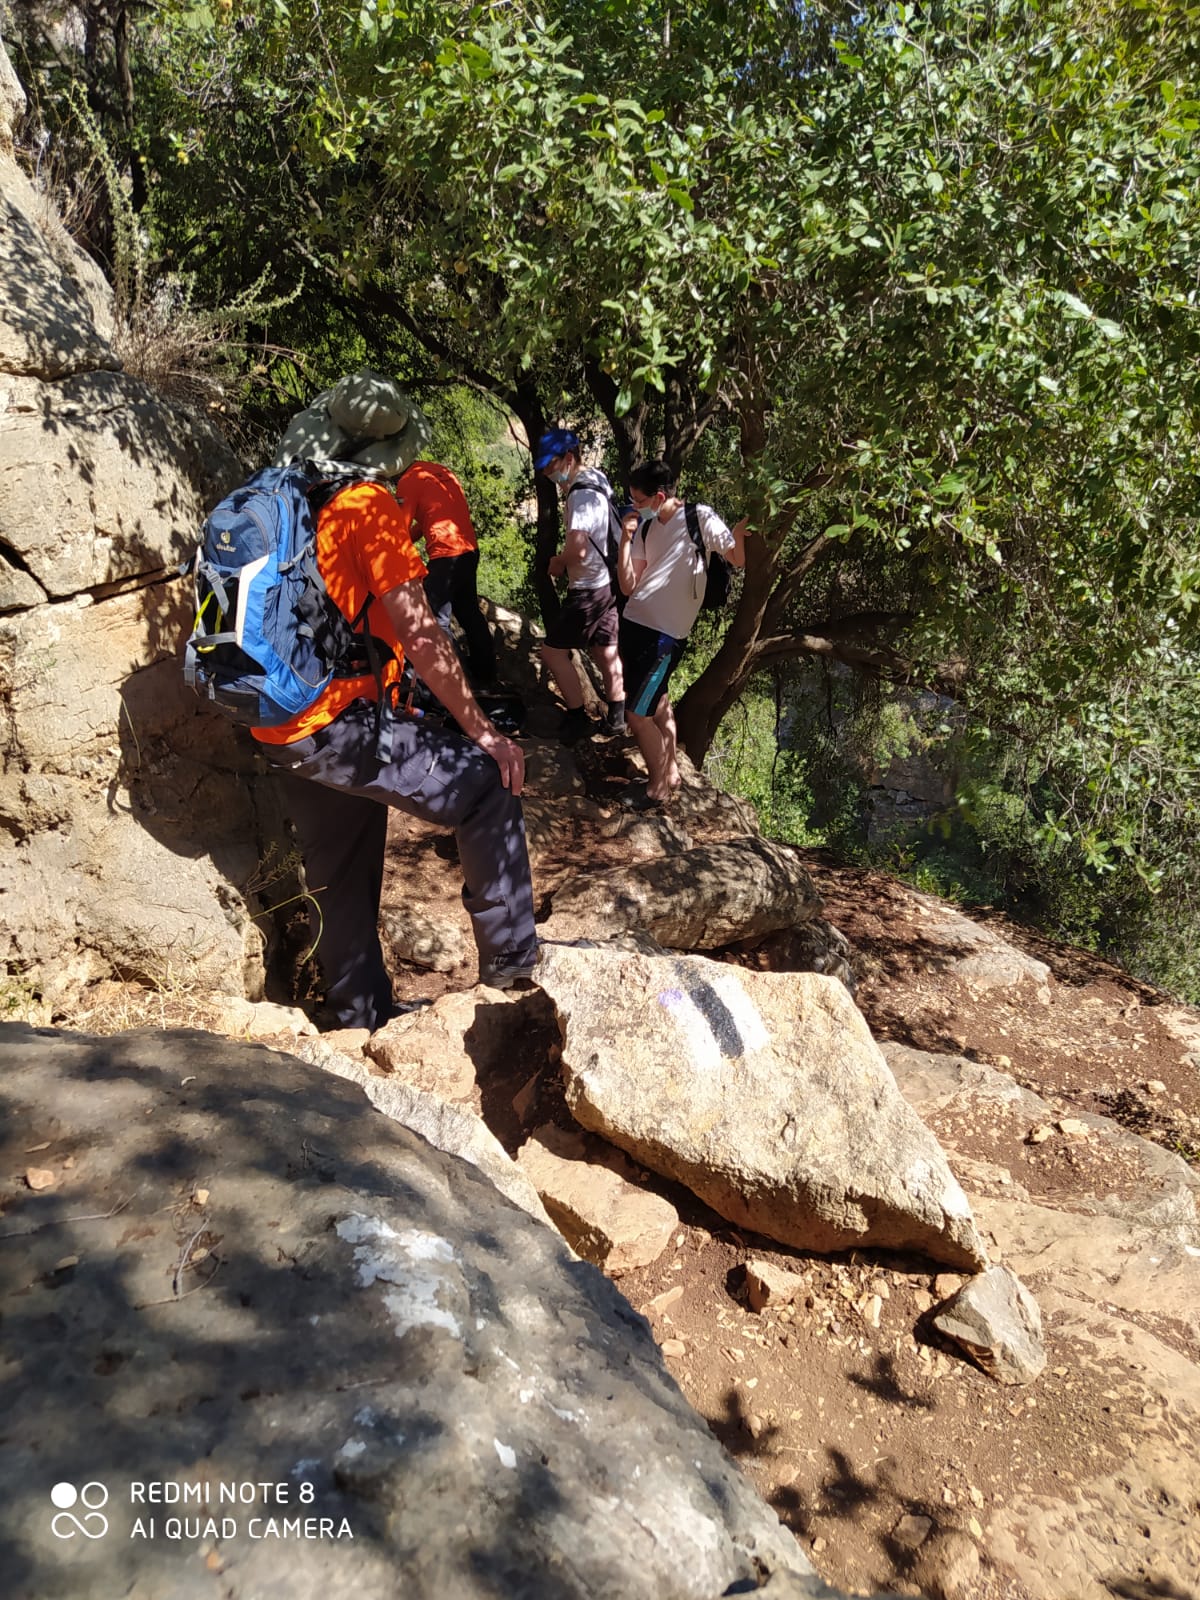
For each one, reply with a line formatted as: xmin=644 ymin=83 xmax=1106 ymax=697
xmin=619 ymin=616 xmax=686 ymax=717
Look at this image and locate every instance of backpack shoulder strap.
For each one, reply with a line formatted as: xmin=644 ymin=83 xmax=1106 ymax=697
xmin=683 ymin=501 xmax=704 ymax=554
xmin=566 ymin=479 xmax=621 ymax=567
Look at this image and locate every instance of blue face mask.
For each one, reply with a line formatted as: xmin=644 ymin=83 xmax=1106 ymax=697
xmin=550 ymin=467 xmax=571 ymax=486
xmin=636 ymin=501 xmax=658 ymax=525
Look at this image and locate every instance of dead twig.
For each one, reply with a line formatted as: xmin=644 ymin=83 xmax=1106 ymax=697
xmin=173 ymin=1221 xmax=209 ymax=1298
xmin=0 ymin=1197 xmax=132 ymax=1241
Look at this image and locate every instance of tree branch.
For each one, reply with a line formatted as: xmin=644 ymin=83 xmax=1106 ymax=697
xmin=348 ymin=282 xmax=521 ymax=411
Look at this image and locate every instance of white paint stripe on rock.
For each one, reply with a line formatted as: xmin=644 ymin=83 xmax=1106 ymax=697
xmin=336 ymin=1213 xmax=463 ymax=1338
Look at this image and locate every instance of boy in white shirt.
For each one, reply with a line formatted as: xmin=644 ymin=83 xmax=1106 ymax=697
xmin=617 ymin=459 xmax=750 ymax=808
xmin=533 ymin=427 xmax=626 ymax=744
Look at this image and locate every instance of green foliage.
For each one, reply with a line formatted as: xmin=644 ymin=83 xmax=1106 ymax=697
xmin=702 ymin=674 xmax=824 ymax=848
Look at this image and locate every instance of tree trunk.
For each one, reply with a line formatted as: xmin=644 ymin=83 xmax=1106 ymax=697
xmin=675 ymin=533 xmax=779 ymax=759
xmin=584 ymin=358 xmax=646 ymax=488
xmin=508 ymin=384 xmax=562 ymax=627
xmin=112 ymin=1 xmax=146 ymax=211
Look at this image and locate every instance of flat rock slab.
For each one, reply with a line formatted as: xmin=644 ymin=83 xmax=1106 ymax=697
xmin=516 ymin=1124 xmax=678 ymax=1273
xmin=884 ymin=1043 xmax=1200 ymax=1597
xmin=0 ymin=1021 xmax=830 ymax=1600
xmin=542 ymin=836 xmax=822 ymax=950
xmin=536 ymin=945 xmax=987 ymax=1269
xmin=904 ymin=894 xmax=1052 ymax=1000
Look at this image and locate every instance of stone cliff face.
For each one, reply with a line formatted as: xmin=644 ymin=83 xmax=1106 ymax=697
xmin=0 ymin=41 xmax=273 ymax=1013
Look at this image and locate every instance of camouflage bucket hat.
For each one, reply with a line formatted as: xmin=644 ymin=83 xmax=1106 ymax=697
xmin=273 ymin=370 xmax=431 ymax=477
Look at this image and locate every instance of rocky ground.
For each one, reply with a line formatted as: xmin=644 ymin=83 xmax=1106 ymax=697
xmin=51 ymin=723 xmax=1200 ymax=1600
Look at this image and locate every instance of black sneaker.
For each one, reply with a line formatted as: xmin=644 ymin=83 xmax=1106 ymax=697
xmin=479 ymin=958 xmax=538 ymax=992
xmin=558 ymin=707 xmax=594 ymax=745
xmin=603 ymin=701 xmax=627 ymax=734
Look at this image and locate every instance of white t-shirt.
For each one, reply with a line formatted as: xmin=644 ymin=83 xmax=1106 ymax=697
xmin=623 ymin=503 xmax=734 ymax=639
xmin=564 ymin=468 xmax=615 ymax=591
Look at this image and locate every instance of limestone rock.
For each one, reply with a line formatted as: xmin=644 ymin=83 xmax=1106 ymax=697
xmin=892 ymin=1513 xmax=935 ymax=1551
xmin=882 ymin=1042 xmax=1200 ymax=1593
xmin=364 ymin=985 xmax=532 ymax=1105
xmin=0 ymin=370 xmax=242 ymax=596
xmin=0 ymin=165 xmax=119 ymax=380
xmin=735 ymin=918 xmax=855 ymax=990
xmin=543 ymin=835 xmax=822 ymax=951
xmin=596 ymin=809 xmax=695 ymax=857
xmin=0 ymin=580 xmax=268 ymax=1003
xmin=932 ymin=1265 xmax=1046 ymax=1385
xmin=745 ymin=1259 xmax=808 ymax=1313
xmin=908 ymin=1529 xmax=981 ymax=1600
xmin=906 ymin=894 xmax=1052 ymax=1000
xmin=522 ymin=792 xmax=608 ymax=859
xmin=883 ymin=1043 xmax=1200 ymax=1241
xmin=0 ymin=780 xmax=266 ymax=1005
xmin=516 ymin=1124 xmax=678 ymax=1273
xmin=522 ymin=736 xmax=588 ymax=797
xmin=304 ymin=1038 xmax=550 ymax=1226
xmin=0 ymin=584 xmax=192 ymax=768
xmin=0 ymin=38 xmax=25 ymax=154
xmin=537 ymin=943 xmax=987 ymax=1268
xmin=211 ymin=997 xmax=317 ymax=1039
xmin=0 ymin=1021 xmax=830 ymax=1599
xmin=379 ymin=902 xmax=468 ymax=973
xmin=483 ymin=601 xmax=554 ymax=703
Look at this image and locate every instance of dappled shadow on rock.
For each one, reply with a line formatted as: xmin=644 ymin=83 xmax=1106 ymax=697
xmin=0 ymin=1021 xmax=821 ymax=1600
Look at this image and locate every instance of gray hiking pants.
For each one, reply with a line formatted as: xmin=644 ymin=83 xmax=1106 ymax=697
xmin=261 ymin=698 xmax=536 ymax=1030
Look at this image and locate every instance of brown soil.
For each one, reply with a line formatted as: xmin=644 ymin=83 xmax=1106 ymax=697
xmin=52 ymin=742 xmax=1200 ymax=1600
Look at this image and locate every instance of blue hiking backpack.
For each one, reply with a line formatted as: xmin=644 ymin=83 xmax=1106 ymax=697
xmin=183 ymin=462 xmax=386 ymax=727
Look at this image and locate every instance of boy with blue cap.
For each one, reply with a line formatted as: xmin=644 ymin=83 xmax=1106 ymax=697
xmin=533 ymin=427 xmax=626 ymax=743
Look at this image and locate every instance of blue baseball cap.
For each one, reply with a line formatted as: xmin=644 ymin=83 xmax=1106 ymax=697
xmin=533 ymin=427 xmax=579 ymax=470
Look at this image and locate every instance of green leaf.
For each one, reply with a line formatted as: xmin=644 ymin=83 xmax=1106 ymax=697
xmin=1060 ymin=292 xmax=1094 ymax=319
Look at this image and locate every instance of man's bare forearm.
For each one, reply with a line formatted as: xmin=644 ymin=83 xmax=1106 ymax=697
xmin=405 ymin=628 xmax=494 ymax=742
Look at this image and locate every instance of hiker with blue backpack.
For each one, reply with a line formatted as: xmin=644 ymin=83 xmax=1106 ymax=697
xmin=616 ymin=459 xmax=750 ymax=812
xmin=186 ymin=372 xmax=537 ymax=1031
xmin=533 ymin=427 xmax=627 ymax=744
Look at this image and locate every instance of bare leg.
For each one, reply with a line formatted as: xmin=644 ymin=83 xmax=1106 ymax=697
xmin=540 ymin=643 xmax=585 ymax=710
xmin=590 ymin=641 xmax=624 ymax=704
xmin=653 ymin=695 xmax=682 ymax=792
xmin=627 ymin=709 xmax=674 ymax=801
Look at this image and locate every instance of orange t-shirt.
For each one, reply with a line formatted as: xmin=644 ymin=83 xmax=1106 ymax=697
xmin=253 ymin=480 xmax=427 ymax=746
xmin=394 ymin=461 xmax=477 ymax=561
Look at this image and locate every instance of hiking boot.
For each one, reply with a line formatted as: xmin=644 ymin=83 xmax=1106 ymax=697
xmin=603 ymin=699 xmax=627 ymax=735
xmin=557 ymin=706 xmax=594 ymax=745
xmin=479 ymin=955 xmax=539 ymax=991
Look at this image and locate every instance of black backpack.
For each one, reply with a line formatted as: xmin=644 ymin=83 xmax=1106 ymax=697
xmin=684 ymin=502 xmax=734 ymax=611
xmin=567 ymin=478 xmax=626 ymax=606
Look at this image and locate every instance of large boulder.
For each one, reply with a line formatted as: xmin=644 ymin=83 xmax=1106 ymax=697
xmin=0 ymin=370 xmax=240 ymax=601
xmin=536 ymin=943 xmax=988 ymax=1269
xmin=543 ymin=836 xmax=822 ymax=950
xmin=0 ymin=154 xmax=119 ymax=382
xmin=0 ymin=52 xmax=263 ymax=1012
xmin=0 ymin=585 xmax=267 ymax=1005
xmin=0 ymin=1020 xmax=836 ymax=1600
